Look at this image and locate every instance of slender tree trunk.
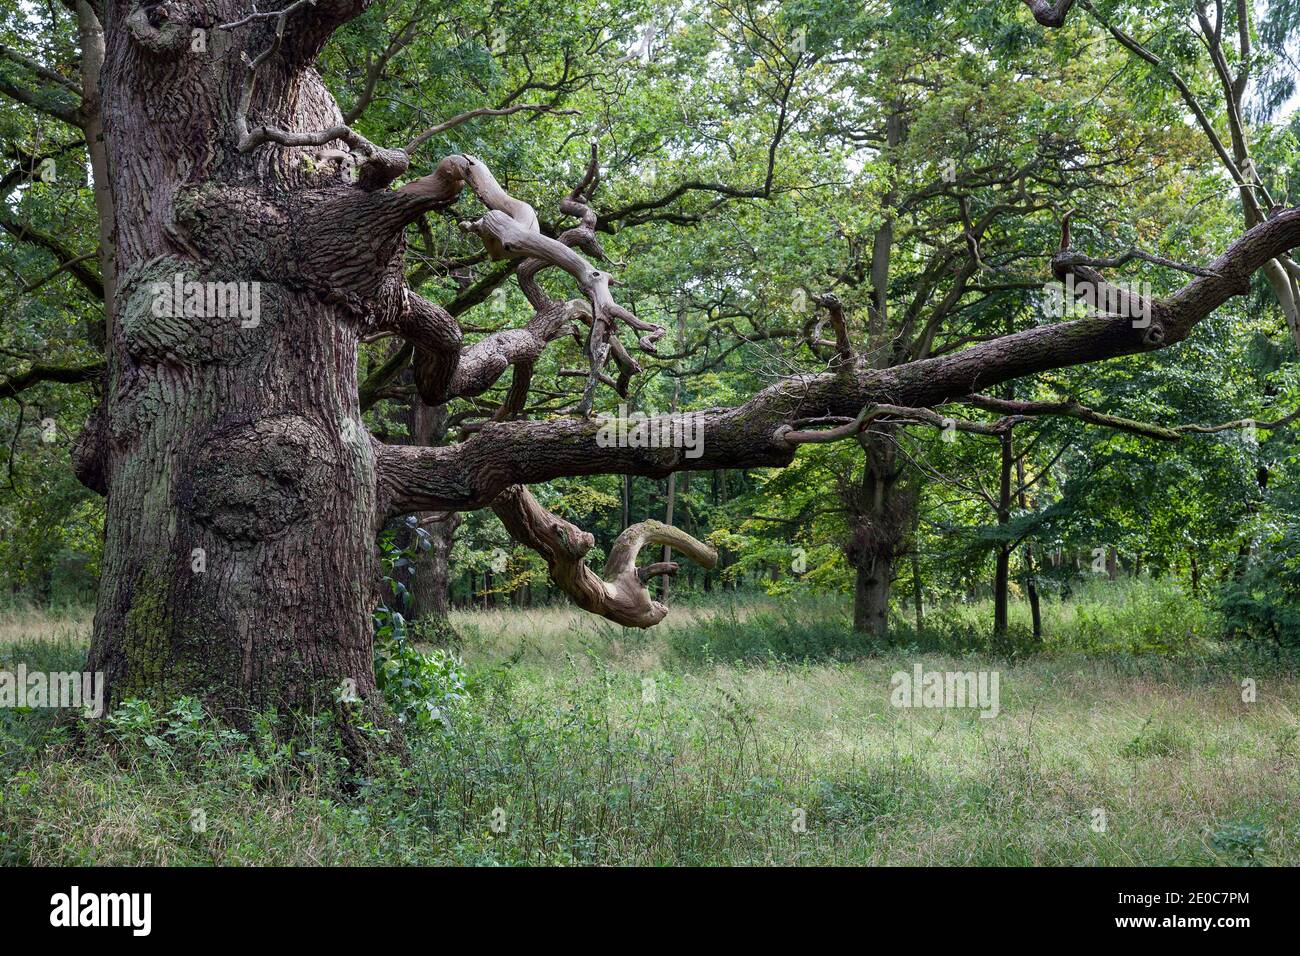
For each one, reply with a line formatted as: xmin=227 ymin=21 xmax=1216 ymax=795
xmin=993 ymin=430 xmax=1014 ymax=638
xmin=660 ymin=323 xmax=682 ymax=601
xmin=1025 ymin=552 xmax=1042 ymax=639
xmin=993 ymin=549 xmax=1011 ymax=636
xmin=1014 ymin=456 xmax=1042 ymax=643
xmin=716 ymin=469 xmax=731 ymax=589
xmin=660 ymin=471 xmax=676 ymax=602
xmin=680 ymin=470 xmax=693 ymax=588
xmin=75 ymin=1 xmax=114 ymax=348
xmin=912 ymin=551 xmax=923 ymax=634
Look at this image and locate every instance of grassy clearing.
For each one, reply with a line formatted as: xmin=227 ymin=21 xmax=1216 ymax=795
xmin=1 ymin=584 xmax=1297 ymax=866
xmin=0 ymin=603 xmax=91 ymax=647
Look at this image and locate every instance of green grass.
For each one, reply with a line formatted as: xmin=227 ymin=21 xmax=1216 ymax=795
xmin=1 ymin=585 xmax=1298 ymax=866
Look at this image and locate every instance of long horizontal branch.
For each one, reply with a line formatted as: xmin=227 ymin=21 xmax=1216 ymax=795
xmin=962 ymin=394 xmax=1183 ymax=441
xmin=0 ymin=360 xmax=104 ymax=399
xmin=373 ymin=205 xmax=1300 ymax=514
xmin=0 ymin=42 xmax=82 ymax=95
xmin=0 ymin=75 xmax=81 ymax=127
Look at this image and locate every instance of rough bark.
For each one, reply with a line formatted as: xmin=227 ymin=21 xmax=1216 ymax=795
xmin=845 ymin=428 xmax=914 ymax=636
xmin=86 ymin=2 xmax=399 ymax=714
xmin=417 ymin=515 xmax=459 ymax=619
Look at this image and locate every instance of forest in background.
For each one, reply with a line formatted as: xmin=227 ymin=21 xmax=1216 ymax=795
xmin=2 ymin=0 xmax=1296 ymax=648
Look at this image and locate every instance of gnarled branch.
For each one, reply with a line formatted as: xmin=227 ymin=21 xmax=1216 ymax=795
xmin=490 ymin=485 xmax=716 ymax=627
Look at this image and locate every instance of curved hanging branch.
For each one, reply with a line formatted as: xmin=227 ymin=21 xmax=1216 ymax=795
xmin=490 ymin=485 xmax=717 ymax=628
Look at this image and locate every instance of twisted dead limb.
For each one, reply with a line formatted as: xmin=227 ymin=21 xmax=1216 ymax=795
xmin=510 ymin=143 xmax=645 ymax=412
xmin=435 ymin=157 xmax=664 ymax=363
xmin=490 ymin=485 xmax=717 ymax=627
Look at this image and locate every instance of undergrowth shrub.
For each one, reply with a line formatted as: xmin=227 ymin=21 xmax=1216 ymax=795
xmin=909 ymin=579 xmax=1221 ymax=656
xmin=1216 ymin=538 xmax=1300 ymax=647
xmin=665 ymin=580 xmax=1227 ymax=664
xmin=374 ymin=523 xmax=469 ymax=728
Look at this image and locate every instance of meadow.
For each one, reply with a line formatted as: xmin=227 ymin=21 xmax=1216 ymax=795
xmin=1 ymin=582 xmax=1297 ymax=866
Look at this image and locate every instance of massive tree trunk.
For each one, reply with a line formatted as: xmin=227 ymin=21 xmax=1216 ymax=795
xmin=84 ymin=3 xmax=397 ymax=715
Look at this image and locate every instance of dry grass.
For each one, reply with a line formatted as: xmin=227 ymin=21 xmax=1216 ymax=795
xmin=3 ymin=598 xmax=1297 ymax=865
xmin=0 ymin=604 xmax=91 ymax=646
xmin=446 ymin=598 xmax=777 ymax=669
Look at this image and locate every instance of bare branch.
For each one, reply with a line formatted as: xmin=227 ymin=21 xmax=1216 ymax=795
xmin=490 ymin=484 xmax=716 ymax=627
xmin=218 ymin=0 xmax=321 ymax=32
xmin=398 ymin=153 xmax=660 ymax=412
xmin=963 ymin=394 xmax=1183 ymax=441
